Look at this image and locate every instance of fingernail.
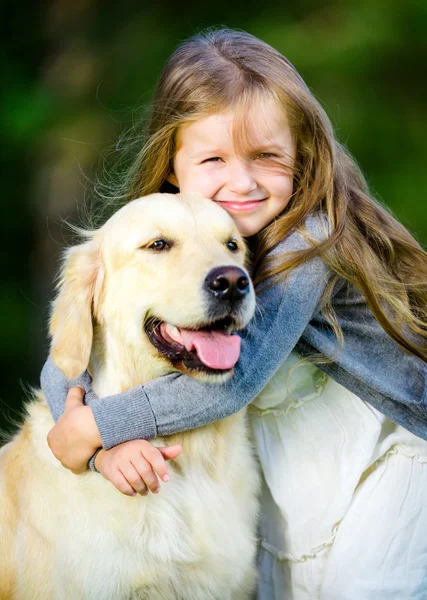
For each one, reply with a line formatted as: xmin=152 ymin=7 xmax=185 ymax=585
xmin=153 ymin=488 xmax=160 ymax=494
xmin=163 ymin=474 xmax=169 ymax=482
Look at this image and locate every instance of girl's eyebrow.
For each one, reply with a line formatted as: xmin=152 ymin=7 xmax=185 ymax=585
xmin=251 ymin=145 xmax=287 ymax=154
xmin=190 ymin=144 xmax=288 ymax=159
xmin=190 ymin=149 xmax=224 ymax=158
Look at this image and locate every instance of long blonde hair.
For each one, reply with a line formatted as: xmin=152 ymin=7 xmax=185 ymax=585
xmin=99 ymin=27 xmax=427 ymax=361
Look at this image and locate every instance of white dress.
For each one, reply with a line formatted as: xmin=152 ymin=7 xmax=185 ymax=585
xmin=249 ymin=351 xmax=427 ymax=600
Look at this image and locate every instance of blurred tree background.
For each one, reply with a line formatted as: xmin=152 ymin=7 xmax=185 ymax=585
xmin=1 ymin=0 xmax=426 ymax=432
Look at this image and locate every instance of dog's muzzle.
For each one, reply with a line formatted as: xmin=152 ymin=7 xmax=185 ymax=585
xmin=144 ymin=265 xmax=253 ymax=376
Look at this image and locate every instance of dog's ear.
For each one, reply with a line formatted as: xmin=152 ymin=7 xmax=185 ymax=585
xmin=49 ymin=238 xmax=103 ymax=378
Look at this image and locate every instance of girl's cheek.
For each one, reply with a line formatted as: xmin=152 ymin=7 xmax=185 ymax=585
xmin=195 ymin=172 xmax=223 ymax=197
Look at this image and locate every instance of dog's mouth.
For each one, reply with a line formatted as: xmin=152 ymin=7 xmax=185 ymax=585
xmin=144 ymin=316 xmax=242 ymax=374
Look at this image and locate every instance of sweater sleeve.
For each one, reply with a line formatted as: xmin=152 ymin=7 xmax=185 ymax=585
xmin=41 ymin=218 xmax=330 ymax=449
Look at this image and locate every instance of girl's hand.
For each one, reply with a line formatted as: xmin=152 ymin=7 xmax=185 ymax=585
xmin=94 ymin=440 xmax=182 ymax=497
xmin=47 ymin=387 xmax=102 ymax=474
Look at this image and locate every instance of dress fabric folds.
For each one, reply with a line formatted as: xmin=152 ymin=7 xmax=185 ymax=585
xmin=249 ymin=351 xmax=427 ymax=600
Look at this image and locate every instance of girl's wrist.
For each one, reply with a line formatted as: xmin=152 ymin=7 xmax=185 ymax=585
xmin=82 ymin=406 xmax=102 ymax=448
xmin=91 ymin=448 xmax=104 ymax=473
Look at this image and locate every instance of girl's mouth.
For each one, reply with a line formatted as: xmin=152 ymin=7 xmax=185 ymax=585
xmin=215 ymin=199 xmax=266 ymax=212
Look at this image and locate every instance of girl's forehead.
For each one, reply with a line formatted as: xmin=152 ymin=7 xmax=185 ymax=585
xmin=176 ymin=97 xmax=292 ymax=153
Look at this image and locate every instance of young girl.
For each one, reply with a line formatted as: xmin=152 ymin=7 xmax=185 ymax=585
xmin=42 ymin=27 xmax=427 ymax=599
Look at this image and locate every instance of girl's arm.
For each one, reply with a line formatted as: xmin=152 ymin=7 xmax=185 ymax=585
xmin=41 ymin=216 xmax=330 ymax=448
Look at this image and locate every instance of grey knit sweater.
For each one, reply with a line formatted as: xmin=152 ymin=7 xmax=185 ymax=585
xmin=41 ymin=217 xmax=427 ymax=456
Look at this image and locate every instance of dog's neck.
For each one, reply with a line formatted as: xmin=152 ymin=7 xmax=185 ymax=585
xmin=89 ymin=322 xmax=174 ymax=397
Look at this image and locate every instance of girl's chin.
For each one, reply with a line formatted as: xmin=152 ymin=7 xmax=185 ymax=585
xmin=231 ymin=218 xmax=264 ymax=238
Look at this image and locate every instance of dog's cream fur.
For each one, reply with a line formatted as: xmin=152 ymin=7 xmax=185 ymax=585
xmin=0 ymin=193 xmax=260 ymax=600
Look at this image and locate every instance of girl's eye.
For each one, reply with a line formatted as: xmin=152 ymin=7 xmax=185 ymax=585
xmin=201 ymin=157 xmax=222 ymax=164
xmin=257 ymin=152 xmax=277 ymax=159
xmin=226 ymin=240 xmax=239 ymax=252
xmin=148 ymin=240 xmax=170 ymax=251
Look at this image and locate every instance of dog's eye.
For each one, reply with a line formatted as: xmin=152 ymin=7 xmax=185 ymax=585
xmin=226 ymin=240 xmax=239 ymax=252
xmin=148 ymin=240 xmax=170 ymax=251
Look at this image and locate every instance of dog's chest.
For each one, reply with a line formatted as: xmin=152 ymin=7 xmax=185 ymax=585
xmin=50 ymin=413 xmax=259 ymax=596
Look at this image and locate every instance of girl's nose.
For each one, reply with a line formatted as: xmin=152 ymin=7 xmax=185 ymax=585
xmin=227 ymin=160 xmax=257 ymax=195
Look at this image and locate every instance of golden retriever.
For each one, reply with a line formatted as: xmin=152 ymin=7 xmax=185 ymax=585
xmin=0 ymin=192 xmax=260 ymax=600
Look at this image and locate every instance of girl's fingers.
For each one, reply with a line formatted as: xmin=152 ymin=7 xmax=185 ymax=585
xmin=141 ymin=444 xmax=179 ymax=483
xmin=119 ymin=462 xmax=150 ymax=495
xmin=158 ymin=444 xmax=183 ymax=461
xmin=65 ymin=386 xmax=85 ymax=410
xmin=120 ymin=461 xmax=152 ymax=495
xmin=129 ymin=454 xmax=160 ymax=494
xmin=111 ymin=469 xmax=138 ymax=497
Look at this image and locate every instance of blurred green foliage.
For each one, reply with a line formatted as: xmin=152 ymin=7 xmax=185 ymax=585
xmin=1 ymin=0 xmax=426 ymax=431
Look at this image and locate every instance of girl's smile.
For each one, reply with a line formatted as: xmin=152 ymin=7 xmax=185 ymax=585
xmin=215 ymin=199 xmax=267 ymax=212
xmin=167 ymin=97 xmax=295 ymax=237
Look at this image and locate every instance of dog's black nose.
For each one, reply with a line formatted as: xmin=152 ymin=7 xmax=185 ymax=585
xmin=205 ymin=267 xmax=250 ymax=302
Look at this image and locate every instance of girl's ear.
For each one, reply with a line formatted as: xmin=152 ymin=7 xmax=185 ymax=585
xmin=49 ymin=239 xmax=102 ymax=379
xmin=166 ymin=171 xmax=179 ymax=187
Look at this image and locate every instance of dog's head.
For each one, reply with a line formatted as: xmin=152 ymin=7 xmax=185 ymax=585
xmin=50 ymin=193 xmax=255 ymax=386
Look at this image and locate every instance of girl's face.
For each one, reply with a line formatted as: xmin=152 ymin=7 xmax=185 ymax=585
xmin=167 ymin=98 xmax=295 ymax=237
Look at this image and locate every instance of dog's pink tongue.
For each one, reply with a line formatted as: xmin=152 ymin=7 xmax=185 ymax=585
xmin=181 ymin=329 xmax=241 ymax=369
xmin=161 ymin=323 xmax=241 ymax=369
xmin=180 ymin=329 xmax=241 ymax=369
